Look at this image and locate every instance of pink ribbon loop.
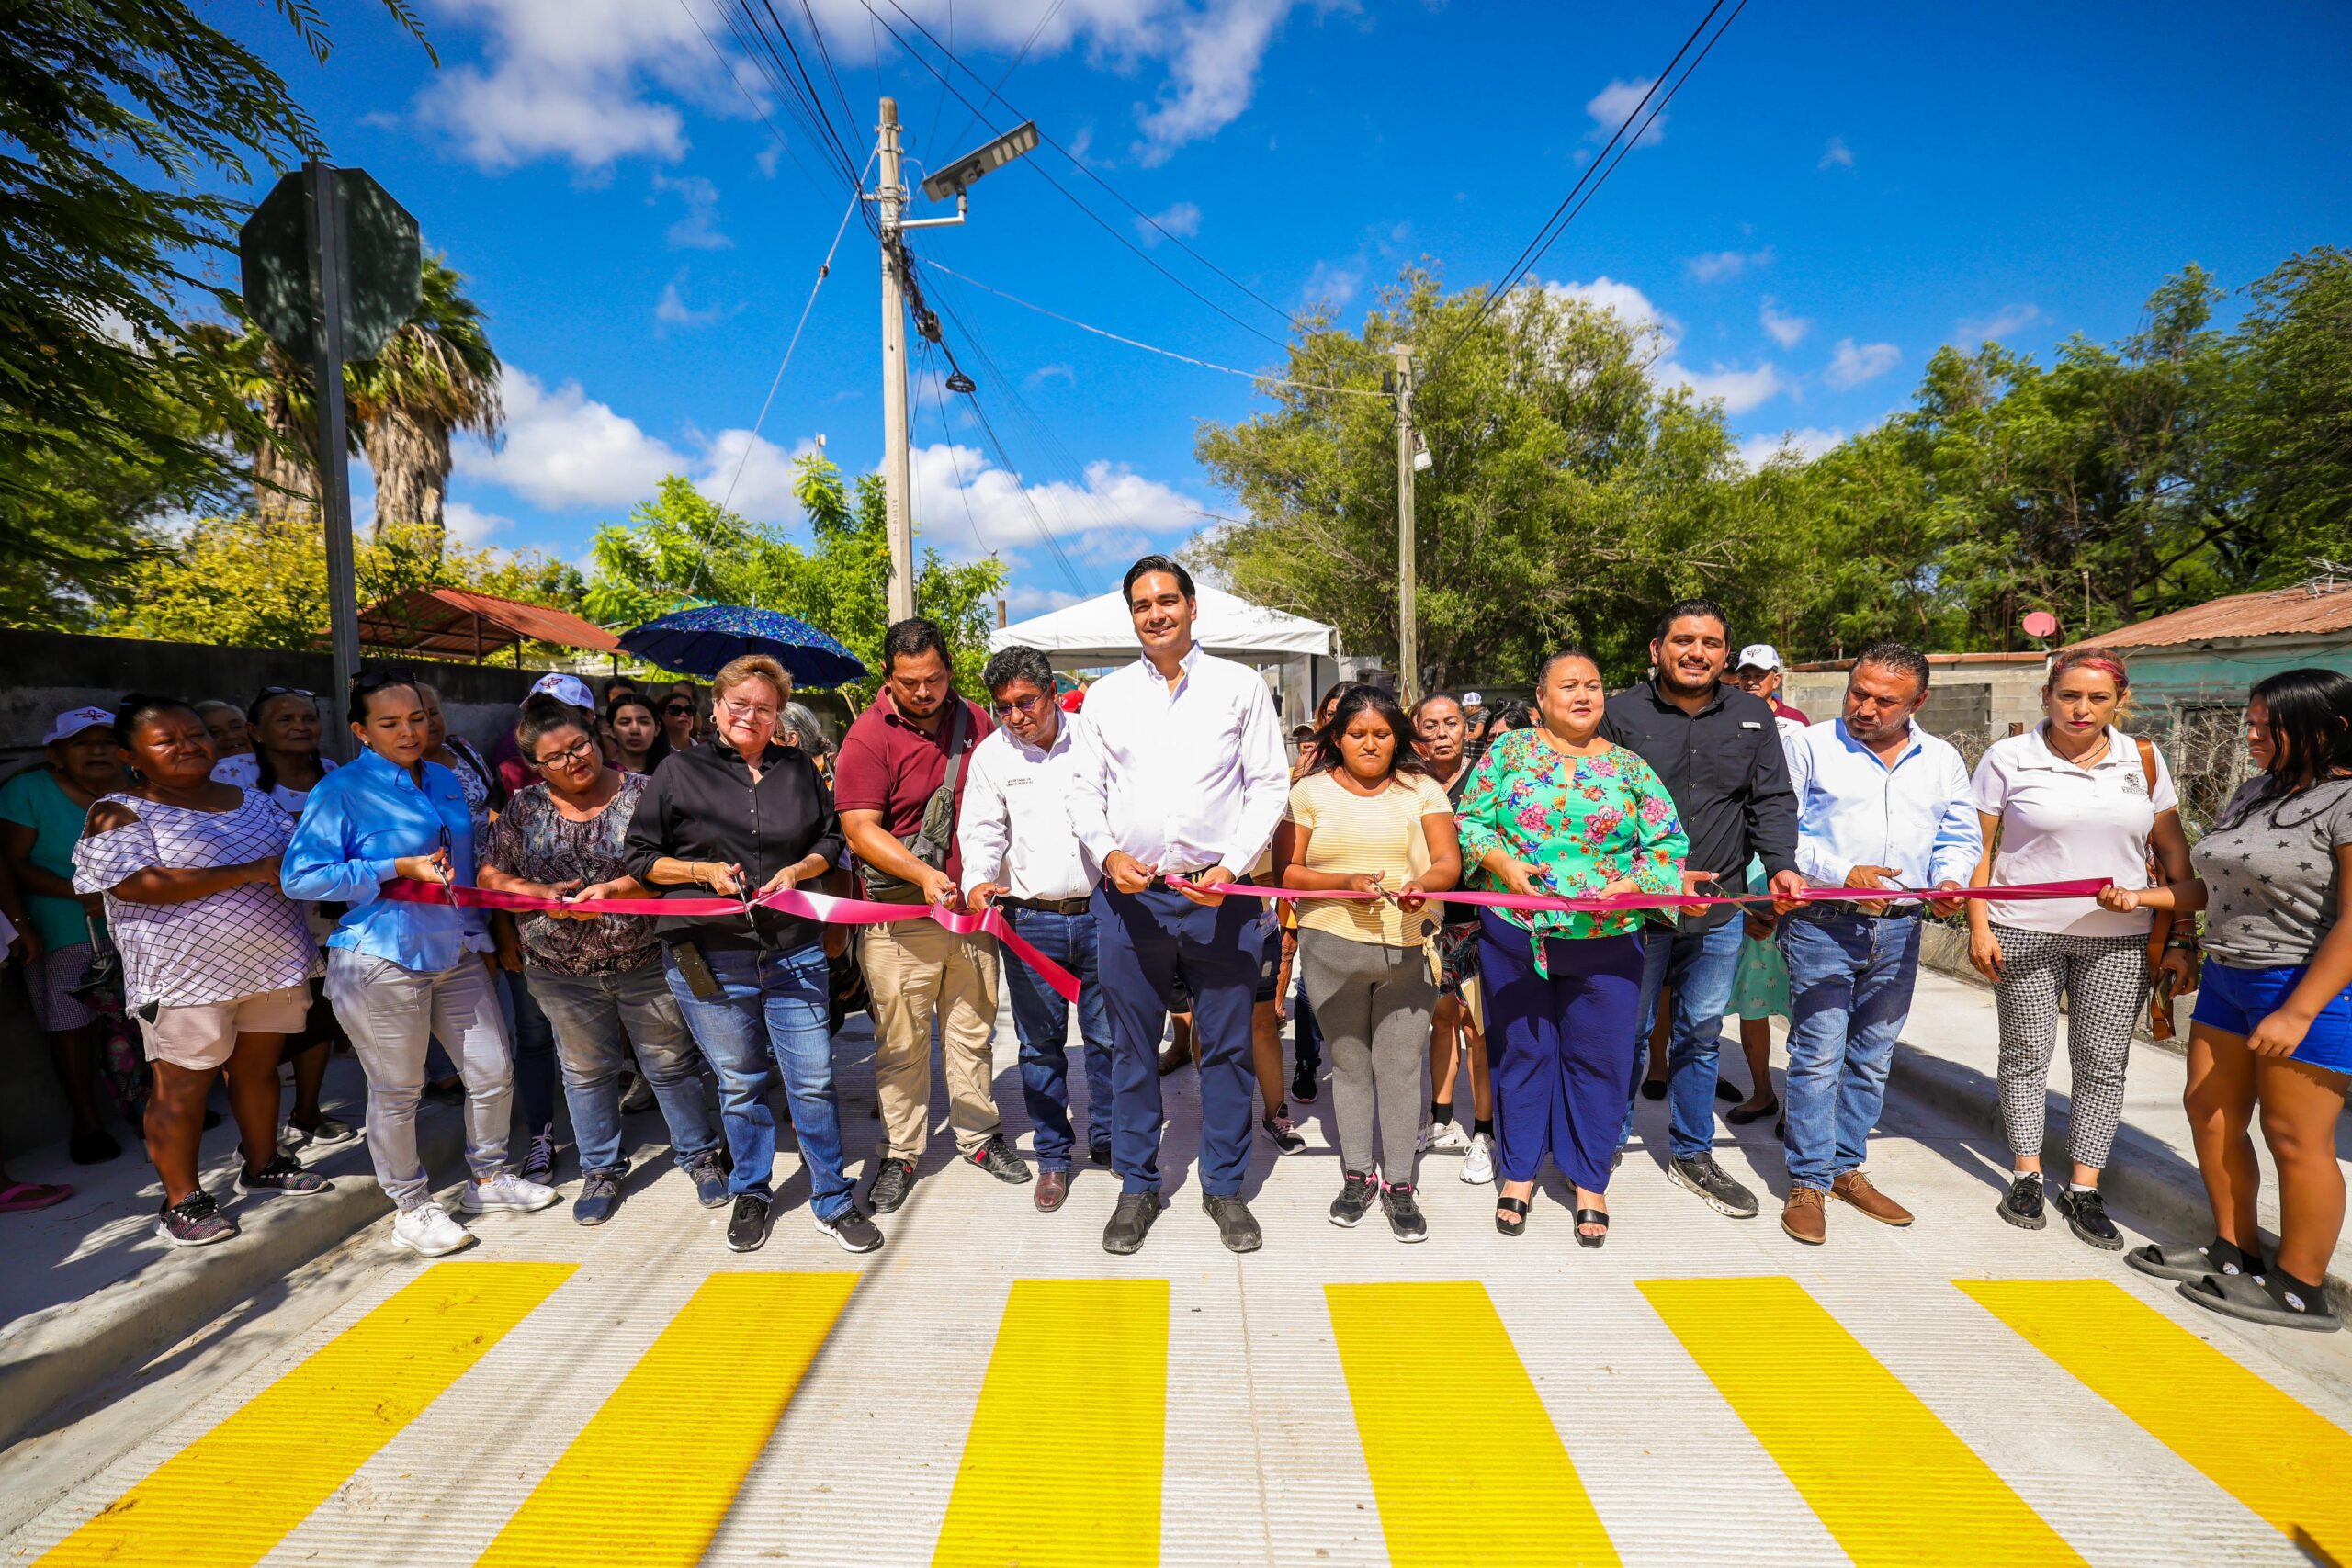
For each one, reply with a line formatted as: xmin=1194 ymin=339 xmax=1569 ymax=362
xmin=380 ymin=879 xmax=1083 ymax=1003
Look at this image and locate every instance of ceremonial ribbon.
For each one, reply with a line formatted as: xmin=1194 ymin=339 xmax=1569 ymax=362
xmin=1163 ymin=875 xmax=2117 ymax=915
xmin=381 ymin=879 xmax=1084 ymax=1003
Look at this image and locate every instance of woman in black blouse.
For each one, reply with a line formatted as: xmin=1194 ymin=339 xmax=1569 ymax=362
xmin=623 ymin=654 xmax=880 ymax=1258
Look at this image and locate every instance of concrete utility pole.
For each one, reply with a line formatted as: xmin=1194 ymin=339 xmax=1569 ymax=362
xmin=305 ymin=159 xmax=363 ymax=759
xmin=1394 ymin=342 xmax=1419 ymax=705
xmin=876 ymin=99 xmax=917 ymax=623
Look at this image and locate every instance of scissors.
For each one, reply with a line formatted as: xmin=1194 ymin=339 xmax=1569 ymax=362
xmin=433 ymin=826 xmax=462 ymax=911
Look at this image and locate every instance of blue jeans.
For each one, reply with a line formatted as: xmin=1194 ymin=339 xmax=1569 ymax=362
xmin=1001 ymin=904 xmax=1115 ymax=1171
xmin=1623 ymin=915 xmax=1747 ymax=1158
xmin=1777 ymin=912 xmax=1924 ymax=1191
xmin=492 ymin=967 xmax=558 ymax=1133
xmin=527 ymin=959 xmax=719 ymax=1178
xmin=663 ymin=942 xmax=854 ymax=1222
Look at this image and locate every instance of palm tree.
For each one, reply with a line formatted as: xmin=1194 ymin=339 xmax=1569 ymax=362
xmin=185 ymin=320 xmax=326 ymax=528
xmin=348 ymin=256 xmax=503 ymax=555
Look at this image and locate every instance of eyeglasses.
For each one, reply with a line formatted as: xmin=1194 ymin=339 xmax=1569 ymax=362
xmin=535 ymin=736 xmax=600 ymax=773
xmin=662 ymin=702 xmax=694 ymax=716
xmin=717 ymin=696 xmax=778 ymax=722
xmin=990 ymin=691 xmax=1047 ymax=718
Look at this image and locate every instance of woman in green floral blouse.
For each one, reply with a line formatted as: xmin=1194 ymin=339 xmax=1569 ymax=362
xmin=1456 ymin=649 xmax=1688 ymax=1244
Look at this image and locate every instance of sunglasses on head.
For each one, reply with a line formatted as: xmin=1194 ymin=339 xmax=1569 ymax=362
xmin=256 ymin=684 xmax=314 ymax=701
xmin=351 ymin=668 xmax=416 ymax=694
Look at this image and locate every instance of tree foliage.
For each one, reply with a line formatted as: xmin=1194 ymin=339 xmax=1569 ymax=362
xmin=0 ymin=0 xmax=431 ymax=622
xmin=1201 ymin=253 xmax=2352 ymax=685
xmin=581 ymin=458 xmax=1007 ymax=694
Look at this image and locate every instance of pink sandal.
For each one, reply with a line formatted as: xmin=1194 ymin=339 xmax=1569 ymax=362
xmin=0 ymin=1180 xmax=74 ymax=1213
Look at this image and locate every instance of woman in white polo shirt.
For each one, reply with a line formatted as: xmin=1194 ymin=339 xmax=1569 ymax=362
xmin=1968 ymin=649 xmax=2195 ymax=1248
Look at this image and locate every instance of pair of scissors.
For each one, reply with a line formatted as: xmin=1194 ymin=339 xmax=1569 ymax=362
xmin=434 ymin=826 xmax=462 ymax=910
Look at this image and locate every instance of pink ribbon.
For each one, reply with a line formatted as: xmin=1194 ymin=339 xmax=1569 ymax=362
xmin=381 ymin=879 xmax=1082 ymax=1002
xmin=1164 ymin=875 xmax=2117 ymax=915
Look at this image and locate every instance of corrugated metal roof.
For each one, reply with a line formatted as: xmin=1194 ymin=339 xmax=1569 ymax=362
xmin=2070 ymin=581 xmax=2352 ymax=650
xmin=356 ymin=587 xmax=619 ymax=659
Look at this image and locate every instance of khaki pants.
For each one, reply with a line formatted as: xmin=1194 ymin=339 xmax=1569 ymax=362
xmin=861 ymin=919 xmax=1002 ymax=1159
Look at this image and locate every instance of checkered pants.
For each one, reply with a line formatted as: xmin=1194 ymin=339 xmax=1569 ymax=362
xmin=1990 ymin=924 xmax=2149 ymax=1169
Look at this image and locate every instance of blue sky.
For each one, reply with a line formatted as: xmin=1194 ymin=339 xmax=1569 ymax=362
xmin=228 ymin=0 xmax=2352 ymax=617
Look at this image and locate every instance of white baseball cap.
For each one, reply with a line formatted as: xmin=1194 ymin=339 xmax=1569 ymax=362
xmin=1734 ymin=644 xmax=1783 ymax=673
xmin=43 ymin=705 xmax=115 ymax=745
xmin=529 ymin=673 xmax=597 ymax=710
xmin=1463 ymin=691 xmax=1486 ymax=708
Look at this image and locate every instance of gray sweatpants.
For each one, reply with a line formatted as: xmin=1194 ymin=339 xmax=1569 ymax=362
xmin=1298 ymin=927 xmax=1437 ymax=1183
xmin=325 ymin=948 xmax=514 ymax=1212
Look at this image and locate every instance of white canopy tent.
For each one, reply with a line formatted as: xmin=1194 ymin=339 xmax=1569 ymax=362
xmin=990 ymin=585 xmax=1333 ymax=664
xmin=991 ymin=586 xmax=1336 ymax=726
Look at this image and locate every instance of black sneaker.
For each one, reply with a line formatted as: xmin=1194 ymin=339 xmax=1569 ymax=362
xmin=1329 ymin=1170 xmax=1377 ymax=1228
xmin=1202 ymin=1192 xmax=1262 ymax=1254
xmin=867 ymin=1157 xmax=917 ymax=1213
xmin=155 ymin=1190 xmax=236 ymax=1247
xmin=1088 ymin=1139 xmax=1114 ymax=1168
xmin=2053 ymin=1186 xmax=2124 ymax=1251
xmin=965 ymin=1133 xmax=1033 ymax=1185
xmin=726 ymin=1193 xmax=771 ymax=1253
xmin=1103 ymin=1190 xmax=1163 ymax=1255
xmin=1998 ymin=1171 xmax=2048 ymax=1231
xmin=1668 ymin=1153 xmax=1759 ymax=1218
xmin=1291 ymin=1056 xmax=1317 ymax=1105
xmin=1261 ymin=1109 xmax=1306 ymax=1156
xmin=684 ymin=1149 xmax=730 ymax=1209
xmin=574 ymin=1173 xmax=621 ymax=1226
xmin=817 ymin=1207 xmax=885 ymax=1254
xmin=1381 ymin=1182 xmax=1429 ymax=1244
xmin=236 ymin=1153 xmax=332 ymax=1197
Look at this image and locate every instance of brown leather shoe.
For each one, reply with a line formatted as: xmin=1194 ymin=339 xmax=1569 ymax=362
xmin=1832 ymin=1169 xmax=1914 ymax=1226
xmin=1781 ymin=1185 xmax=1827 ymax=1246
xmin=1035 ymin=1169 xmax=1070 ymax=1213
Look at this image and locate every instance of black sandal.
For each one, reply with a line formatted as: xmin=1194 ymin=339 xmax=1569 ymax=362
xmin=1496 ymin=1197 xmax=1531 ymax=1237
xmin=1575 ymin=1207 xmax=1610 ymax=1249
xmin=1725 ymin=1095 xmax=1781 ymax=1126
xmin=2126 ymin=1237 xmax=2262 ymax=1284
xmin=2178 ymin=1269 xmax=2340 ymax=1333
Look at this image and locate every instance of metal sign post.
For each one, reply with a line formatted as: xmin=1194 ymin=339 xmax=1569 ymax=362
xmin=304 ymin=159 xmax=363 ymax=758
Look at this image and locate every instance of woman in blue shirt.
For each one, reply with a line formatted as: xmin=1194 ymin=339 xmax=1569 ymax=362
xmin=282 ymin=672 xmax=560 ymax=1257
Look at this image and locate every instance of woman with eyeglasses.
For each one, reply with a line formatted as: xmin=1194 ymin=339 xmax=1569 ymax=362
xmin=2100 ymin=669 xmax=2352 ymax=1330
xmin=662 ymin=682 xmax=703 ymax=753
xmin=74 ymin=696 xmax=330 ymax=1245
xmin=282 ymin=671 xmax=560 ymax=1257
xmin=480 ymin=694 xmax=725 ymax=1226
xmin=606 ymin=690 xmax=673 ymax=777
xmin=624 ymin=653 xmax=880 ymax=1256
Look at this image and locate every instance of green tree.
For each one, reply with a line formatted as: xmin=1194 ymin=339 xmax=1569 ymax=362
xmin=1 ymin=0 xmax=431 ymax=622
xmin=581 ymin=457 xmax=1006 ymax=694
xmin=349 ymin=256 xmax=504 ymax=552
xmin=2222 ymin=247 xmax=2352 ymax=581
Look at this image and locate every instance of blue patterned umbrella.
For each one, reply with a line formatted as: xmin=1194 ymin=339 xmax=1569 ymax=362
xmin=616 ymin=604 xmax=868 ymax=686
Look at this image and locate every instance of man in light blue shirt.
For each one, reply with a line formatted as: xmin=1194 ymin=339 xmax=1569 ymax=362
xmin=1776 ymin=642 xmax=1983 ymax=1246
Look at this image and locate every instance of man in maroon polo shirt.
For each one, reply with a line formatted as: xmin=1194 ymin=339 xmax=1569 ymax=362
xmin=834 ymin=617 xmax=1029 ymax=1214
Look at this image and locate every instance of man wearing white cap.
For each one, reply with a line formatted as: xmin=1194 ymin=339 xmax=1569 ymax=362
xmin=1729 ymin=645 xmax=1810 ymax=728
xmin=0 ymin=705 xmax=130 ymax=1164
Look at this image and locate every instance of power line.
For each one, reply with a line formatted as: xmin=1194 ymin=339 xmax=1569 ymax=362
xmin=872 ymin=0 xmax=1306 ymax=338
xmin=675 ymin=0 xmax=839 ymax=205
xmin=934 ymin=0 xmax=1067 ymax=154
xmin=921 ymin=260 xmax=1387 ymax=398
xmin=914 ymin=338 xmax=990 ymax=561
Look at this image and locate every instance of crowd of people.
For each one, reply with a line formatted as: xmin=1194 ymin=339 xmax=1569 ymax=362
xmin=1 ymin=555 xmax=2346 ymax=1333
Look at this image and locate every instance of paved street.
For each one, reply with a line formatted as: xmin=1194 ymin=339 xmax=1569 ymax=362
xmin=6 ymin=991 xmax=2352 ymax=1568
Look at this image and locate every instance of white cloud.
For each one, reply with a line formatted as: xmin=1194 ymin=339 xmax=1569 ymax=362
xmin=908 ymin=444 xmax=1207 ymax=559
xmin=1685 ymin=246 xmax=1774 ymax=284
xmin=1134 ymin=0 xmax=1297 ymax=166
xmin=695 ymin=430 xmax=814 ymax=523
xmin=1544 ymin=276 xmax=1681 ymax=352
xmin=1026 ymin=363 xmax=1078 ymax=388
xmin=455 ymin=364 xmax=685 ymax=509
xmin=1736 ymin=426 xmax=1845 ymax=470
xmin=1955 ymin=302 xmax=2043 ymax=343
xmin=1587 ymin=77 xmax=1667 ymax=148
xmin=1662 ymin=361 xmax=1787 ymax=414
xmin=1300 ymin=258 xmax=1363 ymax=313
xmin=653 ymin=276 xmax=723 ymax=330
xmin=1759 ymin=298 xmax=1810 ymax=348
xmin=1006 ymin=585 xmax=1086 ymax=616
xmin=1824 ymin=337 xmax=1899 ymax=389
xmin=444 ymin=501 xmax=515 ymax=544
xmin=1136 ymin=199 xmax=1203 ymax=245
xmin=653 ymin=173 xmax=730 ymax=250
xmin=1819 ymin=136 xmax=1853 ymax=170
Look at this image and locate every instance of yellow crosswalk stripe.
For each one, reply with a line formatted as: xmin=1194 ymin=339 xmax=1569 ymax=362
xmin=33 ymin=1260 xmax=572 ymax=1568
xmin=475 ymin=1270 xmax=857 ymax=1568
xmin=1326 ymin=1281 xmax=1619 ymax=1567
xmin=1962 ymin=1278 xmax=2352 ymax=1563
xmin=1641 ymin=1277 xmax=2084 ymax=1567
xmin=932 ymin=1279 xmax=1168 ymax=1568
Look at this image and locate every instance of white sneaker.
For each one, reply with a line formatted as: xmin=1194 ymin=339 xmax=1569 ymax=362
xmin=1460 ymin=1131 xmax=1496 ymax=1184
xmin=392 ymin=1201 xmax=476 ymax=1256
xmin=1420 ymin=1120 xmax=1469 ymax=1155
xmin=459 ymin=1170 xmax=560 ymax=1213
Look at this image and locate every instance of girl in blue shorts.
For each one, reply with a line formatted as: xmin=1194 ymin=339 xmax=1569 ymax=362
xmin=2101 ymin=667 xmax=2352 ymax=1331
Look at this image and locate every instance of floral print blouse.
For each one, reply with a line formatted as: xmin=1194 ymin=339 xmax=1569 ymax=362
xmin=1454 ymin=728 xmax=1689 ymax=972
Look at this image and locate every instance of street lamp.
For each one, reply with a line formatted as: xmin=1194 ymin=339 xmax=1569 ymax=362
xmin=921 ymin=121 xmax=1040 ymax=205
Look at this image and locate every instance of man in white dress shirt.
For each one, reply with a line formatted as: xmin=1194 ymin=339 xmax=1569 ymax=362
xmin=1067 ymin=556 xmax=1291 ymax=1255
xmin=960 ymin=644 xmax=1114 ymax=1216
